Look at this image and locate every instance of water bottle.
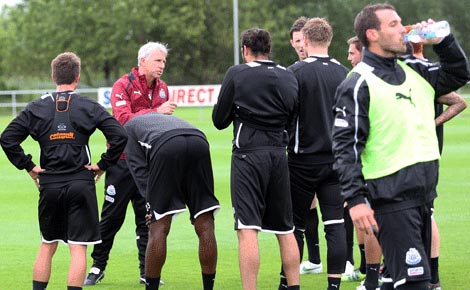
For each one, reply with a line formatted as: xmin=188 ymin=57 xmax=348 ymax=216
xmin=404 ymin=21 xmax=450 ymax=43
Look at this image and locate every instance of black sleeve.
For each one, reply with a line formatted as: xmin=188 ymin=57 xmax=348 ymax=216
xmin=212 ymin=66 xmax=237 ymax=130
xmin=0 ymin=107 xmax=36 ymax=172
xmin=332 ymin=73 xmax=371 ymax=207
xmin=94 ymin=104 xmax=128 ymax=170
xmin=406 ymin=34 xmax=470 ymax=97
xmin=124 ymin=127 xmax=148 ymax=198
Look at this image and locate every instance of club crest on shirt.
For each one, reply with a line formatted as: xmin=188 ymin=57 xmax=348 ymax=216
xmin=106 ymin=185 xmax=116 ymax=196
xmin=405 ymin=248 xmax=421 ymax=265
xmin=159 ymin=88 xmax=166 ymax=99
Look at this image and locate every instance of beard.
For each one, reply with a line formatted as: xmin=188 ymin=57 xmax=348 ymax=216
xmin=381 ymin=38 xmax=407 ymax=56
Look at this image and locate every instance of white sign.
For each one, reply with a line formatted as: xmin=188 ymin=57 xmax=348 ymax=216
xmin=98 ymin=84 xmax=221 ymax=108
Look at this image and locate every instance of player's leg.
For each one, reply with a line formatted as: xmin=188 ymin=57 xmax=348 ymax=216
xmin=131 ymin=189 xmax=149 ymax=282
xmin=277 ymin=232 xmax=301 ymax=289
xmin=362 ymin=232 xmax=382 ymax=290
xmin=375 ymin=206 xmax=431 ymax=290
xmin=288 ymin=157 xmax=317 ymax=275
xmin=342 ymin=205 xmax=355 ymax=277
xmin=316 ymin=166 xmax=347 ymax=290
xmin=185 ymin=135 xmax=220 ymax=290
xmin=145 ymin=215 xmax=172 ymax=290
xmin=32 ymin=241 xmax=58 ymax=289
xmin=68 ymin=244 xmax=87 ymax=287
xmin=87 ymin=160 xmax=133 ymax=284
xmin=34 ymin=184 xmax=61 ymax=289
xmin=429 ymin=212 xmax=441 ymax=288
xmin=302 ymin=196 xmax=323 ymax=274
xmin=194 ymin=212 xmax=217 ymax=290
xmin=238 ymin=229 xmax=260 ymax=290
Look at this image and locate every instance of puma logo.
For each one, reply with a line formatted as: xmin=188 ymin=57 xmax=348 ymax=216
xmin=396 ymin=89 xmax=414 ymax=106
xmin=335 ymin=106 xmax=347 ymax=117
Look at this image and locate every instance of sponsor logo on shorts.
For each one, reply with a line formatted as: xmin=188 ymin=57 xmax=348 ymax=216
xmin=105 ymin=195 xmax=115 ymax=203
xmin=405 ymin=248 xmax=422 ymax=265
xmin=407 ymin=266 xmax=424 ymax=276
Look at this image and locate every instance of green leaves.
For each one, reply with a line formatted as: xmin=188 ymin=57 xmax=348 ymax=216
xmin=0 ymin=0 xmax=468 ymax=89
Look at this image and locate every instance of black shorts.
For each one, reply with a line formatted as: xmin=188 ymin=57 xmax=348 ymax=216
xmin=147 ymin=135 xmax=220 ymax=222
xmin=288 ymin=160 xmax=344 ymax=229
xmin=38 ymin=179 xmax=101 ymax=244
xmin=231 ymin=147 xmax=294 ymax=233
xmin=375 ymin=204 xmax=432 ymax=287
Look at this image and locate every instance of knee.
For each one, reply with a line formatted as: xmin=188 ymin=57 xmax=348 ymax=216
xmin=194 ymin=213 xmax=215 ymax=238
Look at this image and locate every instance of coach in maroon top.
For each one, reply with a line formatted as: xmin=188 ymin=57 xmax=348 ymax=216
xmin=85 ymin=42 xmax=176 ymax=286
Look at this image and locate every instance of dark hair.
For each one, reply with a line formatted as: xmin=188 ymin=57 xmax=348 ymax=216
xmin=290 ymin=16 xmax=309 ymax=39
xmin=241 ymin=28 xmax=271 ymax=56
xmin=51 ymin=52 xmax=81 ymax=85
xmin=354 ymin=3 xmax=396 ymax=48
xmin=302 ymin=18 xmax=333 ymax=46
xmin=347 ymin=36 xmax=363 ymax=52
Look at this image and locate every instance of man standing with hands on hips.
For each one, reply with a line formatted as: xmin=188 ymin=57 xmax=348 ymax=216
xmin=85 ymin=42 xmax=177 ymax=286
xmin=1 ymin=52 xmax=128 ymax=290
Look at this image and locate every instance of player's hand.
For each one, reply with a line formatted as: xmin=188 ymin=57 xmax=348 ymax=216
xmin=156 ymin=101 xmax=177 ymax=115
xmin=84 ymin=164 xmax=104 ymax=184
xmin=349 ymin=203 xmax=378 ymax=235
xmin=28 ymin=166 xmax=45 ymax=188
xmin=412 ymin=19 xmax=444 ymax=44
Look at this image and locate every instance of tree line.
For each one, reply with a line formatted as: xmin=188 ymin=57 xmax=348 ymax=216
xmin=0 ymin=0 xmax=468 ymax=90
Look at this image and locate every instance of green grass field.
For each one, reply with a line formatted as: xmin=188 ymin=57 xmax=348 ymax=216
xmin=1 ymin=106 xmax=469 ymax=290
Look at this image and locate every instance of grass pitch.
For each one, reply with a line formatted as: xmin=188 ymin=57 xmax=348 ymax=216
xmin=0 ymin=105 xmax=469 ymax=289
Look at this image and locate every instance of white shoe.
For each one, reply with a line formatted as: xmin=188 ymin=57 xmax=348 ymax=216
xmin=299 ymin=261 xmax=323 ymax=274
xmin=356 ymin=280 xmax=380 ymax=290
xmin=343 ymin=260 xmax=354 ymax=275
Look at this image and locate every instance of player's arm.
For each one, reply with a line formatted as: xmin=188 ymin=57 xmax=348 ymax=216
xmin=110 ymin=81 xmax=137 ymax=125
xmin=212 ymin=67 xmax=236 ymax=130
xmin=332 ymin=75 xmax=377 ymax=234
xmin=94 ymin=105 xmax=128 ymax=171
xmin=435 ymin=91 xmax=467 ymax=126
xmin=123 ymin=126 xmax=148 ymax=198
xmin=0 ymin=109 xmax=36 ymax=172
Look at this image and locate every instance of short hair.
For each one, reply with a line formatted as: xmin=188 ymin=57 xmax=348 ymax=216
xmin=354 ymin=3 xmax=396 ymax=48
xmin=290 ymin=16 xmax=309 ymax=39
xmin=302 ymin=18 xmax=333 ymax=46
xmin=241 ymin=28 xmax=271 ymax=56
xmin=347 ymin=36 xmax=363 ymax=52
xmin=137 ymin=42 xmax=169 ymax=66
xmin=51 ymin=52 xmax=81 ymax=85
